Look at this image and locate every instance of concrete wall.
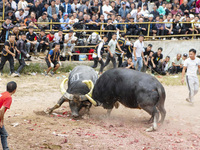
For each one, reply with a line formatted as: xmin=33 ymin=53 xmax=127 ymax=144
xmin=144 ymin=40 xmax=200 ymax=59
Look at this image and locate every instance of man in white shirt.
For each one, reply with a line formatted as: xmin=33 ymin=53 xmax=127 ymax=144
xmin=15 ymin=9 xmax=27 ymax=22
xmin=71 ymin=0 xmax=80 ymax=13
xmin=9 ymin=0 xmax=17 ymax=11
xmin=130 ymin=7 xmax=141 ymax=22
xmin=182 ymin=49 xmax=200 ymax=104
xmin=92 ymin=36 xmax=108 ymax=74
xmin=133 ymin=35 xmax=145 ymax=71
xmin=104 ymin=33 xmax=117 ymax=69
xmin=102 ymin=0 xmax=113 ymax=20
xmin=53 ymin=29 xmax=64 ymax=50
xmin=63 ymin=30 xmax=77 ymax=57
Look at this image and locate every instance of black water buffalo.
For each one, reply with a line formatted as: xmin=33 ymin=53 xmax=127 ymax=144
xmin=83 ymin=68 xmax=166 ymax=131
xmin=46 ymin=65 xmax=98 ymax=117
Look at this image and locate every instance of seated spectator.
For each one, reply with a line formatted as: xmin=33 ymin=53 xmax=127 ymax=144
xmin=42 ymin=3 xmax=49 ymax=13
xmin=188 ymin=0 xmax=196 ymax=14
xmin=98 ymin=14 xmax=106 ymax=30
xmin=18 ymin=0 xmax=29 ymax=16
xmin=121 ymin=57 xmax=134 ymax=69
xmin=52 ymin=14 xmax=61 ymax=30
xmin=53 ymin=29 xmax=64 ymax=50
xmin=138 ymin=18 xmax=148 ymax=35
xmin=155 ymin=0 xmax=163 ymax=8
xmin=45 ymin=43 xmax=61 ymax=76
xmin=148 ymin=14 xmax=157 ymax=36
xmin=38 ymin=12 xmax=49 ymax=30
xmin=164 ymin=15 xmax=173 ymax=36
xmin=24 ymin=16 xmax=32 ymax=26
xmin=182 ymin=16 xmax=195 ymax=39
xmin=58 ymin=10 xmax=63 ymax=19
xmin=165 ymin=3 xmax=172 ymax=16
xmin=78 ymin=0 xmax=90 ymax=14
xmin=62 ymin=0 xmax=72 ymax=14
xmin=87 ymin=32 xmax=101 ymax=45
xmin=9 ymin=25 xmax=20 ymax=41
xmin=162 ymin=56 xmax=171 ymax=74
xmin=131 ymin=6 xmax=141 ymax=22
xmin=143 ymin=44 xmax=153 ymax=66
xmin=63 ymin=30 xmax=77 ymax=57
xmin=156 ymin=16 xmax=167 ymax=38
xmin=47 ymin=31 xmax=55 ymax=50
xmin=88 ymin=15 xmax=99 ymax=30
xmin=180 ymin=0 xmax=190 ymax=16
xmin=17 ymin=19 xmax=27 ymax=31
xmin=68 ymin=14 xmax=79 ymax=29
xmin=55 ymin=0 xmax=64 ymax=13
xmin=9 ymin=0 xmax=17 ymax=12
xmin=30 ymin=0 xmax=40 ymax=19
xmin=140 ymin=4 xmax=149 ymax=16
xmin=137 ymin=0 xmax=148 ymax=10
xmin=196 ymin=0 xmax=200 ymax=14
xmin=29 ymin=21 xmax=38 ymax=29
xmin=118 ymin=2 xmax=129 ymax=18
xmin=71 ymin=0 xmax=80 ymax=13
xmin=0 ymin=17 xmax=14 ymax=42
xmin=37 ymin=30 xmax=49 ymax=53
xmin=126 ymin=17 xmax=139 ymax=36
xmin=90 ymin=0 xmax=100 ymax=16
xmin=116 ymin=17 xmax=126 ymax=31
xmin=171 ymin=4 xmax=183 ymax=16
xmin=171 ymin=53 xmax=183 ymax=74
xmin=194 ymin=16 xmax=200 ymax=36
xmin=151 ymin=47 xmax=163 ymax=74
xmin=15 ymin=9 xmax=27 ymax=22
xmin=6 ymin=10 xmax=17 ymax=24
xmin=30 ymin=12 xmax=37 ymax=23
xmin=105 ymin=18 xmax=116 ymax=41
xmin=182 ymin=53 xmax=188 ymax=64
xmin=47 ymin=0 xmax=59 ymax=20
xmin=157 ymin=5 xmax=166 ymax=16
xmin=60 ymin=13 xmax=69 ymax=30
xmin=172 ymin=15 xmax=182 ymax=38
xmin=102 ymin=0 xmax=113 ymax=20
xmin=150 ymin=6 xmax=159 ymax=20
xmin=26 ymin=26 xmax=39 ymax=55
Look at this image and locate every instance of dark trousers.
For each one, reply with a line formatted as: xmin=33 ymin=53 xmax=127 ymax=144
xmin=0 ymin=126 xmax=9 ymax=150
xmin=39 ymin=42 xmax=48 ymax=52
xmin=0 ymin=55 xmax=14 ymax=74
xmin=157 ymin=29 xmax=167 ymax=36
xmin=91 ymin=57 xmax=104 ymax=73
xmin=171 ymin=66 xmax=182 ymax=74
xmin=104 ymin=53 xmax=116 ymax=68
xmin=16 ymin=59 xmax=26 ymax=73
xmin=116 ymin=53 xmax=122 ymax=67
xmin=139 ymin=29 xmax=147 ymax=35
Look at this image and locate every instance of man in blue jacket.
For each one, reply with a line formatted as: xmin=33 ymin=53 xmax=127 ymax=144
xmin=62 ymin=0 xmax=72 ymax=14
xmin=47 ymin=0 xmax=59 ymax=20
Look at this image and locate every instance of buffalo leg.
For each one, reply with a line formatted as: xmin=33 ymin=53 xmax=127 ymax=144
xmin=106 ymin=109 xmax=112 ymax=116
xmin=45 ymin=96 xmax=68 ymax=114
xmin=157 ymin=99 xmax=166 ymax=124
xmin=140 ymin=105 xmax=159 ymax=132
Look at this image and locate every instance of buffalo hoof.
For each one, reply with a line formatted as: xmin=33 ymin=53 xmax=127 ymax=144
xmin=145 ymin=126 xmax=157 ymax=132
xmin=44 ymin=108 xmax=53 ymax=114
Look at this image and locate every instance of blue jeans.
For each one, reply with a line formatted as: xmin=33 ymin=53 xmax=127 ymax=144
xmin=0 ymin=126 xmax=9 ymax=150
xmin=133 ymin=57 xmax=143 ymax=71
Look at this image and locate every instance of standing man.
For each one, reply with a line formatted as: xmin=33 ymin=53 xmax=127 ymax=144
xmin=91 ymin=36 xmax=108 ymax=75
xmin=104 ymin=33 xmax=117 ymax=69
xmin=0 ymin=34 xmax=18 ymax=77
xmin=0 ymin=81 xmax=17 ymax=150
xmin=0 ymin=17 xmax=14 ymax=42
xmin=16 ymin=33 xmax=31 ymax=76
xmin=133 ymin=35 xmax=145 ymax=71
xmin=182 ymin=49 xmax=200 ymax=104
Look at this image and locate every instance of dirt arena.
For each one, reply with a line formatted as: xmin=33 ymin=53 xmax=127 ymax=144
xmin=0 ymin=74 xmax=200 ymax=150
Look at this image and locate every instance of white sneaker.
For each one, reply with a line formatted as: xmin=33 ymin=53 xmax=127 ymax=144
xmin=163 ymin=38 xmax=166 ymax=40
xmin=186 ymin=98 xmax=193 ymax=104
xmin=11 ymin=73 xmax=20 ymax=77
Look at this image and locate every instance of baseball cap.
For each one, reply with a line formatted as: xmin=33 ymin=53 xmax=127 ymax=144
xmin=122 ymin=1 xmax=126 ymax=5
xmin=183 ymin=53 xmax=188 ymax=57
xmin=149 ymin=14 xmax=154 ymax=18
xmin=63 ymin=13 xmax=68 ymax=17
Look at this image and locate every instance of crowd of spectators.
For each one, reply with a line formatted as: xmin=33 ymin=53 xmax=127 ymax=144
xmin=0 ymin=0 xmax=200 ymax=41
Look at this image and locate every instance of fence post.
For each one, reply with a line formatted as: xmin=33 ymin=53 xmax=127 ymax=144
xmin=100 ymin=23 xmax=102 ymax=37
xmin=2 ymin=0 xmax=5 ymax=20
xmin=147 ymin=22 xmax=150 ymax=40
xmin=192 ymin=22 xmax=194 ymax=40
xmin=50 ymin=19 xmax=52 ymax=30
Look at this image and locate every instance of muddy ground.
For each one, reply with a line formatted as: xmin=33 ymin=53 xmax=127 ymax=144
xmin=0 ymin=74 xmax=200 ymax=150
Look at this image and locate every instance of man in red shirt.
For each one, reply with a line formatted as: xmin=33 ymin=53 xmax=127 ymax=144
xmin=0 ymin=81 xmax=17 ymax=150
